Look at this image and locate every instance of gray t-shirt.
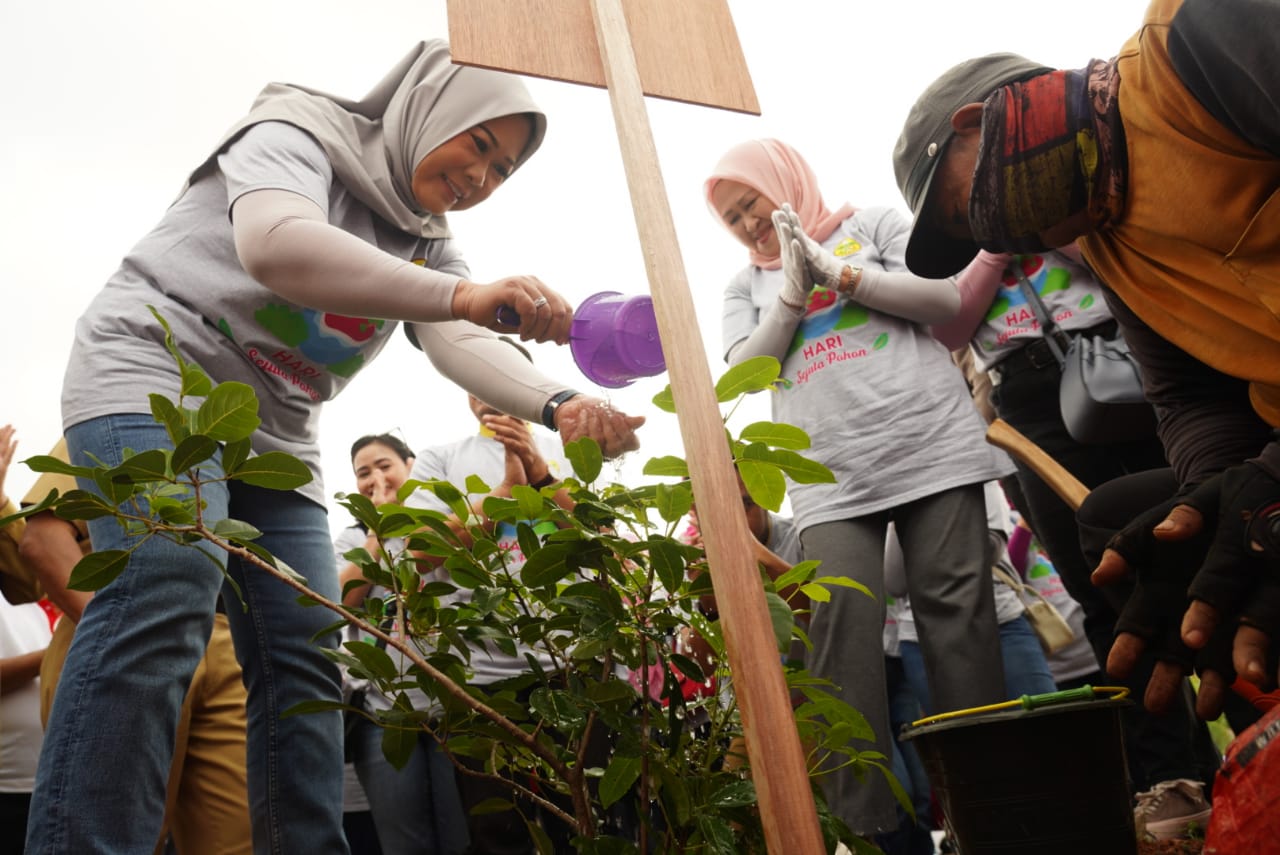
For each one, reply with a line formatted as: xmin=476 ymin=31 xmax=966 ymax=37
xmin=721 ymin=208 xmax=1012 ymax=528
xmin=62 ymin=122 xmax=469 ymax=505
xmin=967 ymin=251 xmax=1114 ymax=372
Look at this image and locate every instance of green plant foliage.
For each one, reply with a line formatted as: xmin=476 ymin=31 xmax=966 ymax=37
xmin=17 ymin=325 xmax=900 ymax=853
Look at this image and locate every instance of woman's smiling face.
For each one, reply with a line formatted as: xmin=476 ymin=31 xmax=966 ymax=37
xmin=411 ymin=113 xmax=533 ymax=215
xmin=710 ymin=178 xmax=781 ymax=258
xmin=352 ymin=440 xmax=413 ymax=505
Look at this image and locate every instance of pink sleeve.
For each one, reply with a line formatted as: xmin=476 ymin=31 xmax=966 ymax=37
xmin=928 ymin=251 xmax=1013 ymax=351
xmin=1008 ymin=523 xmax=1033 ymax=578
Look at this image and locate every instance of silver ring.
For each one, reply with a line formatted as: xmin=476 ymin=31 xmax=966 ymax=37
xmin=532 ymin=297 xmax=549 ymax=309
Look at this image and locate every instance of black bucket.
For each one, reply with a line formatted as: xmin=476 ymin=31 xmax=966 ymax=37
xmin=901 ymin=688 xmax=1135 ymax=854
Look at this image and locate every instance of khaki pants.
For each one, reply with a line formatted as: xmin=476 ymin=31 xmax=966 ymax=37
xmin=42 ymin=613 xmax=251 ymax=855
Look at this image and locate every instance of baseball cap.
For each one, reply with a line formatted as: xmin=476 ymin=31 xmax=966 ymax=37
xmin=893 ymin=53 xmax=1052 ymax=278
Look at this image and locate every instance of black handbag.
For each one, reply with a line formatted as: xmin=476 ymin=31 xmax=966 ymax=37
xmin=1013 ymin=265 xmax=1155 ymax=444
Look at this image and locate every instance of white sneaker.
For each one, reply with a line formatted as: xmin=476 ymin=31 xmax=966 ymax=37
xmin=1133 ymin=778 xmax=1212 ymax=840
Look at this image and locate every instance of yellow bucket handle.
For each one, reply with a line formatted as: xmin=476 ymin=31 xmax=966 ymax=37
xmin=910 ymin=685 xmax=1131 ymax=728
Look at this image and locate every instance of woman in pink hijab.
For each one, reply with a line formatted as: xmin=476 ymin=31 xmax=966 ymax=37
xmin=704 ymin=138 xmax=1014 ymax=841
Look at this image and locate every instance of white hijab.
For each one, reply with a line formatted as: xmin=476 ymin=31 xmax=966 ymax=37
xmin=190 ymin=40 xmax=547 ymax=238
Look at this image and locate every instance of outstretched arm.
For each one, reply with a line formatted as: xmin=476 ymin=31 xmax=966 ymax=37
xmin=929 ymin=251 xmax=1011 ymax=350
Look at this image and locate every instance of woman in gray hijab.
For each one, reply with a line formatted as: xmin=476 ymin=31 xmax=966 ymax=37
xmin=30 ymin=41 xmax=643 ymax=855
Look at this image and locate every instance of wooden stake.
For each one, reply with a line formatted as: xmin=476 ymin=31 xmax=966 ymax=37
xmin=586 ymin=2 xmax=825 ymax=852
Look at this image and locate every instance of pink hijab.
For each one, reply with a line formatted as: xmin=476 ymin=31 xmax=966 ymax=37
xmin=704 ymin=139 xmax=855 ymax=270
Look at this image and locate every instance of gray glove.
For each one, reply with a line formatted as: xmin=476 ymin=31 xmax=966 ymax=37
xmin=776 ymin=203 xmax=848 ymax=291
xmin=772 ymin=205 xmax=812 ymax=312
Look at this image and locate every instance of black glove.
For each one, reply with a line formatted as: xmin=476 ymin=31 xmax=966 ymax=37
xmin=1107 ymin=496 xmax=1214 ymax=671
xmin=1185 ymin=460 xmax=1280 ymax=637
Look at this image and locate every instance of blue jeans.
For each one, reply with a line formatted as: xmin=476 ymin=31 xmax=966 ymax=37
xmin=28 ymin=414 xmax=348 ymax=854
xmin=350 ymin=716 xmax=469 ymax=855
xmin=900 ymin=616 xmax=1057 ymax=714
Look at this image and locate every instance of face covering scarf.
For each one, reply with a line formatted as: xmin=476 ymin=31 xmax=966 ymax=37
xmin=969 ymin=58 xmax=1127 ymax=255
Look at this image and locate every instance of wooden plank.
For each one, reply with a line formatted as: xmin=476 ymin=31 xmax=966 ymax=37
xmin=446 ymin=0 xmax=760 ymax=115
xmin=583 ymin=2 xmax=825 ymax=852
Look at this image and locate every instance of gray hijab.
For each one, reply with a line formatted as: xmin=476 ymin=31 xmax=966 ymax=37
xmin=191 ymin=40 xmax=547 ymax=238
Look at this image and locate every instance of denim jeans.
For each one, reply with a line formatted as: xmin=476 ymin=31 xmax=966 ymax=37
xmin=900 ymin=615 xmax=1057 ymax=714
xmin=27 ymin=414 xmax=348 ymax=854
xmin=350 ymin=716 xmax=469 ymax=855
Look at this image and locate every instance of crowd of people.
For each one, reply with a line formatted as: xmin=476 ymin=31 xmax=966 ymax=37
xmin=2 ymin=0 xmax=1278 ymax=851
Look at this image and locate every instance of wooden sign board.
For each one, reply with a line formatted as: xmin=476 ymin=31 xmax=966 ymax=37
xmin=446 ymin=0 xmax=760 ymax=115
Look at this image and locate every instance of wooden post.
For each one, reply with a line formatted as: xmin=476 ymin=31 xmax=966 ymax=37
xmin=582 ymin=4 xmax=825 ymax=853
xmin=448 ymin=2 xmax=824 ymax=850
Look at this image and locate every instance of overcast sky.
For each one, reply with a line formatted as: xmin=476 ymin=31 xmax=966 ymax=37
xmin=1 ymin=0 xmax=1151 ymax=534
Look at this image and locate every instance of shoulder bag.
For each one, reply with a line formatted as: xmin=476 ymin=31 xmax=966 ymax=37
xmin=1013 ymin=265 xmax=1154 ymax=444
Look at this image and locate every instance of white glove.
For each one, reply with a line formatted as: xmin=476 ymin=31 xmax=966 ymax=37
xmin=772 ymin=206 xmax=812 ymax=312
xmin=777 ymin=204 xmax=849 ymax=291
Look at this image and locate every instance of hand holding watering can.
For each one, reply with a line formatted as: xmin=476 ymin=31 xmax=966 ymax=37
xmin=495 ymin=291 xmax=667 ymax=389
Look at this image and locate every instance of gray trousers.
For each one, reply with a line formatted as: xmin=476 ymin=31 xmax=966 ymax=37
xmin=801 ymin=482 xmax=1004 ymax=835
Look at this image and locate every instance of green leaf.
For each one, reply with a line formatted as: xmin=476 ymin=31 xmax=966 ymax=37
xmin=221 ymin=437 xmax=252 ymax=477
xmin=695 ymin=814 xmax=738 ymax=855
xmin=68 ymin=549 xmax=131 ymax=591
xmin=810 ymin=575 xmax=874 ymax=600
xmin=738 ymin=421 xmax=810 ymax=451
xmin=53 ymin=489 xmax=117 ymax=521
xmin=520 ymin=543 xmax=574 ymax=589
xmin=346 ymin=639 xmax=398 ymax=681
xmin=647 ymin=538 xmax=685 ymax=596
xmin=641 ymin=456 xmax=688 ymax=479
xmin=515 ymin=522 xmax=541 ymax=566
xmin=565 ymin=437 xmax=602 ymax=484
xmin=714 ymin=355 xmax=780 ymax=401
xmin=180 ymin=361 xmax=213 ymax=398
xmin=93 ymin=469 xmax=142 ymax=506
xmin=0 ymin=492 xmax=57 ymax=530
xmin=151 ymin=496 xmax=195 ymax=525
xmin=708 ymin=779 xmax=757 ymax=808
xmin=654 ymin=481 xmax=692 ymax=523
xmin=149 ymin=394 xmax=191 ymax=444
xmin=172 ymin=434 xmax=218 ymax=475
xmin=800 ymin=582 xmax=831 ymax=604
xmin=668 ymin=652 xmax=705 ymax=685
xmin=773 ymin=559 xmax=821 ymax=592
xmin=529 ymin=686 xmax=586 ymax=730
xmin=741 ymin=445 xmax=834 ymax=485
xmin=381 ymin=722 xmax=418 ymax=771
xmin=510 ymin=484 xmax=544 ymax=522
xmin=149 ymin=305 xmax=183 ymax=366
xmin=656 ymin=764 xmax=692 ymax=826
xmin=764 ymin=591 xmax=795 ymax=651
xmin=114 ymin=449 xmax=171 ymax=483
xmin=212 ymin=518 xmax=263 ymax=543
xmin=735 ymin=459 xmax=786 ymax=512
xmin=229 ymin=452 xmax=312 ymax=490
xmin=468 ymin=797 xmax=517 ymax=816
xmin=599 ymin=754 xmax=641 ymax=809
xmin=23 ymin=455 xmax=95 ymax=479
xmin=651 ymin=385 xmax=676 ymax=413
xmin=195 ymin=382 xmax=261 ymax=442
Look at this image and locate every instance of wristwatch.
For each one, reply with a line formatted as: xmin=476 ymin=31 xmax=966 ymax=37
xmin=541 ymin=390 xmax=581 ymax=432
